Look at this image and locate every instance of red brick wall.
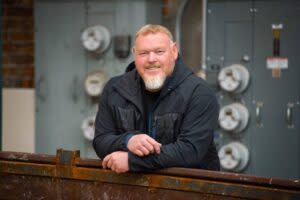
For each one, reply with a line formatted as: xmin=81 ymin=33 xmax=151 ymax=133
xmin=2 ymin=0 xmax=34 ymax=88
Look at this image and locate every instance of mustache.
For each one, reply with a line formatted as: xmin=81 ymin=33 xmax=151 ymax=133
xmin=145 ymin=63 xmax=161 ymax=68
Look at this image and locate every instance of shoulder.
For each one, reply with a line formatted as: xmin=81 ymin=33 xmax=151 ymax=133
xmin=102 ymin=70 xmax=139 ymax=102
xmin=185 ymin=74 xmax=219 ymax=109
xmin=185 ymin=75 xmax=220 ymax=116
xmin=174 ymin=57 xmax=214 ymax=96
xmin=103 ymin=75 xmax=122 ymax=92
xmin=105 ymin=70 xmax=136 ymax=89
xmin=183 ymin=73 xmax=216 ymax=97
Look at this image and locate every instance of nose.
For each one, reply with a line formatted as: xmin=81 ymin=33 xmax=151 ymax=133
xmin=148 ymin=52 xmax=157 ymax=63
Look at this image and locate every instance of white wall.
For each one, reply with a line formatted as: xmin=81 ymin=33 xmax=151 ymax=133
xmin=2 ymin=89 xmax=35 ymax=152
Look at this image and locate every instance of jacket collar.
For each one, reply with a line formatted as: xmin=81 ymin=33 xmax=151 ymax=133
xmin=159 ymin=56 xmax=192 ymax=97
xmin=113 ymin=69 xmax=144 ymax=113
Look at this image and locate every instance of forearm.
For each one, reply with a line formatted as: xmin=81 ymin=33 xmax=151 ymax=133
xmin=93 ymin=132 xmax=130 ymax=159
xmin=128 ymin=133 xmax=213 ymax=171
xmin=93 ymin=129 xmax=144 ymax=159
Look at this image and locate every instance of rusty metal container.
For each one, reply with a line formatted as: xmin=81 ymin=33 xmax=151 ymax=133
xmin=0 ymin=149 xmax=299 ymax=199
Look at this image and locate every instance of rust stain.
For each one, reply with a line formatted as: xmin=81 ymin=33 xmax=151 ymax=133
xmin=1 ymin=149 xmax=300 ymax=200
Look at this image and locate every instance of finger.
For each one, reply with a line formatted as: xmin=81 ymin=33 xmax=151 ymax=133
xmin=115 ymin=167 xmax=125 ymax=174
xmin=147 ymin=138 xmax=161 ymax=154
xmin=139 ymin=145 xmax=151 ymax=156
xmin=102 ymin=155 xmax=110 ymax=168
xmin=154 ymin=143 xmax=161 ymax=154
xmin=106 ymin=156 xmax=113 ymax=169
xmin=142 ymin=141 xmax=154 ymax=153
xmin=146 ymin=137 xmax=159 ymax=145
xmin=135 ymin=149 xmax=144 ymax=157
xmin=111 ymin=163 xmax=116 ymax=172
xmin=114 ymin=166 xmax=121 ymax=174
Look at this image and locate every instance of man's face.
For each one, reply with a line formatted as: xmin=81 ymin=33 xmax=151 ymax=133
xmin=133 ymin=33 xmax=178 ymax=92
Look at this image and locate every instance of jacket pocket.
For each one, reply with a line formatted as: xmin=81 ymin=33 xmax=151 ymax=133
xmin=114 ymin=106 xmax=141 ymax=132
xmin=154 ymin=113 xmax=182 ymax=144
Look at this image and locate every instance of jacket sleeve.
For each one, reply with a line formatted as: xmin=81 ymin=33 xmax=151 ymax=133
xmin=128 ymin=85 xmax=220 ymax=171
xmin=93 ymin=79 xmax=133 ymax=159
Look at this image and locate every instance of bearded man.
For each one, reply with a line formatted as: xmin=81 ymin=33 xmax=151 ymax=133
xmin=93 ymin=24 xmax=220 ymax=173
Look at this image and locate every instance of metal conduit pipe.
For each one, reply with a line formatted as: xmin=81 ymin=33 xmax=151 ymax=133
xmin=175 ymin=0 xmax=207 ymax=71
xmin=175 ymin=0 xmax=189 ymax=50
xmin=202 ymin=0 xmax=207 ymax=71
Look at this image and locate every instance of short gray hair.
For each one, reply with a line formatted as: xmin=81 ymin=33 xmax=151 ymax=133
xmin=135 ymin=24 xmax=174 ymax=42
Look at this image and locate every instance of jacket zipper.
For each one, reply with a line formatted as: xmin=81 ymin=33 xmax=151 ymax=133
xmin=148 ymin=112 xmax=154 ymax=138
xmin=148 ymin=87 xmax=172 ymax=139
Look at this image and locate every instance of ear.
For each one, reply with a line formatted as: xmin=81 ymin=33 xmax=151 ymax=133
xmin=172 ymin=42 xmax=179 ymax=60
xmin=131 ymin=47 xmax=136 ymax=58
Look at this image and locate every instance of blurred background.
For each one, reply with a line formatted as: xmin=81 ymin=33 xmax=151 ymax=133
xmin=1 ymin=0 xmax=299 ymax=179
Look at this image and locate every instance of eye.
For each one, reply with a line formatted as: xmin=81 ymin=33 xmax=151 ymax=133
xmin=138 ymin=51 xmax=149 ymax=56
xmin=155 ymin=50 xmax=165 ymax=55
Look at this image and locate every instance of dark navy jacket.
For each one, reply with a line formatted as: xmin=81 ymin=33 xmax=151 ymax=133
xmin=93 ymin=57 xmax=220 ymax=171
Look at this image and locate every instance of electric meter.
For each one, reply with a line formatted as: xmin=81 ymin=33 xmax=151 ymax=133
xmin=84 ymin=70 xmax=108 ymax=97
xmin=81 ymin=115 xmax=96 ymax=141
xmin=81 ymin=25 xmax=111 ymax=54
xmin=218 ymin=64 xmax=250 ymax=93
xmin=218 ymin=142 xmax=249 ymax=172
xmin=219 ymin=103 xmax=249 ymax=133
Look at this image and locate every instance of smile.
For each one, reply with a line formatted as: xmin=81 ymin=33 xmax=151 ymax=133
xmin=146 ymin=67 xmax=160 ymax=70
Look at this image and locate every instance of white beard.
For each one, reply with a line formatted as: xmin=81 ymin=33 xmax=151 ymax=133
xmin=143 ymin=75 xmax=166 ymax=92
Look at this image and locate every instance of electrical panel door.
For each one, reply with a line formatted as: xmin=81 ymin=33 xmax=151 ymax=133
xmin=207 ymin=0 xmax=300 ymax=179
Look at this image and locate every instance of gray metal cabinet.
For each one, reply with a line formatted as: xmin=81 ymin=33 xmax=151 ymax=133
xmin=35 ymin=1 xmax=88 ymax=156
xmin=251 ymin=0 xmax=300 ymax=179
xmin=206 ymin=0 xmax=300 ymax=179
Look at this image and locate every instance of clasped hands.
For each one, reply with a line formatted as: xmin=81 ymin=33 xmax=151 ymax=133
xmin=102 ymin=134 xmax=161 ymax=173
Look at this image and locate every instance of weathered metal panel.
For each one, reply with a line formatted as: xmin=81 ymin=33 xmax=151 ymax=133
xmin=1 ymin=173 xmax=243 ymax=200
xmin=0 ymin=149 xmax=299 ymax=200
